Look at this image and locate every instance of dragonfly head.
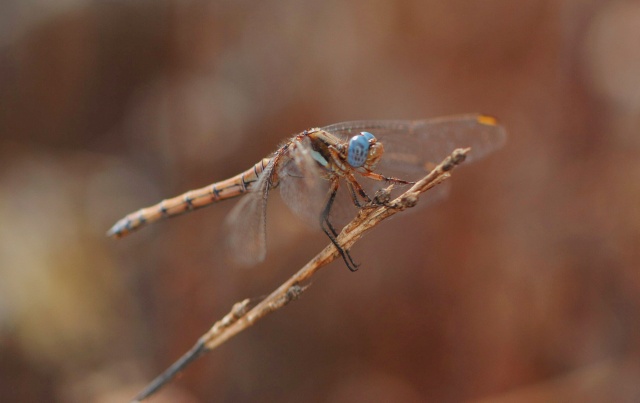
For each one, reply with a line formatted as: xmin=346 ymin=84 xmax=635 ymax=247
xmin=347 ymin=131 xmax=383 ymax=169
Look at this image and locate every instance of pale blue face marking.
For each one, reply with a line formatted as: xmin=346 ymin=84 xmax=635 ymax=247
xmin=347 ymin=132 xmax=375 ymax=168
xmin=310 ymin=150 xmax=329 ymax=167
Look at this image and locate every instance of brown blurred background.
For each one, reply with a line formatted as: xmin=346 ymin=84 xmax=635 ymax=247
xmin=1 ymin=1 xmax=640 ymax=402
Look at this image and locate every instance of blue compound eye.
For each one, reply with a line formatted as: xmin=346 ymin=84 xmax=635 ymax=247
xmin=361 ymin=131 xmax=375 ymax=141
xmin=347 ymin=133 xmax=371 ymax=168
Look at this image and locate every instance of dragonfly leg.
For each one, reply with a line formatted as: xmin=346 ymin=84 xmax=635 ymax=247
xmin=321 ymin=177 xmax=343 ymax=238
xmin=353 ymin=170 xmax=415 ymax=208
xmin=345 ymin=181 xmax=365 ymax=208
xmin=321 ymin=178 xmax=359 ymax=271
xmin=345 ymin=173 xmax=384 ymax=209
xmin=359 ymin=170 xmax=414 ymax=185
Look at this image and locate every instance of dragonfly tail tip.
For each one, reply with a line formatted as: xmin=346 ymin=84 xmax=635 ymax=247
xmin=106 ymin=221 xmax=126 ymax=238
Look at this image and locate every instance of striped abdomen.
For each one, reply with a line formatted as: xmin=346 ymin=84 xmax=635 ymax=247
xmin=107 ymin=158 xmax=272 ymax=238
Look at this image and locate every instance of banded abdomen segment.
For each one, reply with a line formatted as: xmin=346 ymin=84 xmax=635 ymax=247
xmin=107 ymin=158 xmax=272 ymax=238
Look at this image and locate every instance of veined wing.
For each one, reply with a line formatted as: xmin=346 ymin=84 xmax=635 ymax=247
xmin=226 ymin=137 xmax=331 ymax=264
xmin=278 ymin=136 xmax=330 ymax=227
xmin=322 ymin=114 xmax=506 ymax=179
xmin=225 ymin=158 xmax=277 ymax=265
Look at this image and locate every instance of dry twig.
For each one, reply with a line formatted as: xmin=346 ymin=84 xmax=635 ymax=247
xmin=132 ymin=147 xmax=471 ymax=402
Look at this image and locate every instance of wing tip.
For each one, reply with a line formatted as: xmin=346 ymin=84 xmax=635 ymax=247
xmin=476 ymin=114 xmax=499 ymax=126
xmin=474 ymin=114 xmax=508 ymax=151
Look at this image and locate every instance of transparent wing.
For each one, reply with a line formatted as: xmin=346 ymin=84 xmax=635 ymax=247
xmin=224 ymin=159 xmax=277 ymax=266
xmin=278 ymin=137 xmax=330 ymax=227
xmin=322 ymin=114 xmax=506 ymax=180
xmin=322 ymin=114 xmax=504 ymax=212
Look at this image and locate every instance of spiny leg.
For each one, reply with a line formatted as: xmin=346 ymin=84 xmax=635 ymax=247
xmin=320 ymin=178 xmax=359 ymax=271
xmin=344 ymin=172 xmax=376 ymax=207
xmin=322 ymin=176 xmax=343 ymax=238
xmin=358 ymin=170 xmax=414 ymax=185
xmin=356 ymin=170 xmax=416 ymax=207
xmin=345 ymin=181 xmax=365 ymax=208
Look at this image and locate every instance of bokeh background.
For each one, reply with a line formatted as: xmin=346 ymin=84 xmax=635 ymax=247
xmin=2 ymin=1 xmax=640 ymax=402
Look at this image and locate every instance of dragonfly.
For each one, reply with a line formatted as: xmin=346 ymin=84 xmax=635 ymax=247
xmin=108 ymin=114 xmax=506 ymax=271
